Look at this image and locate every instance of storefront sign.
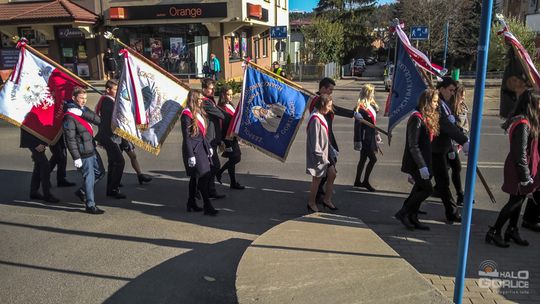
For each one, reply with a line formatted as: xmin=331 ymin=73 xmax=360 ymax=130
xmin=58 ymin=28 xmax=85 ymax=39
xmin=110 ymin=3 xmax=227 ymax=20
xmin=247 ymin=3 xmax=262 ymax=19
xmin=0 ymin=48 xmax=19 ymax=69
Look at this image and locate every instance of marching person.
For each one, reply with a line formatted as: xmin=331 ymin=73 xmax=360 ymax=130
xmin=49 ymin=135 xmax=76 ymax=187
xmin=20 ymin=129 xmax=60 ymax=203
xmin=522 ymin=191 xmax=540 ymax=231
xmin=63 ymin=87 xmax=105 ymax=214
xmin=353 ymin=84 xmax=381 ymax=192
xmin=119 ymin=139 xmax=153 ymax=185
xmin=306 ymin=94 xmax=338 ymax=212
xmin=486 ymin=81 xmax=540 ymax=247
xmin=181 ymin=89 xmax=218 ymax=216
xmin=95 ymin=80 xmax=126 ymax=199
xmin=309 ymin=78 xmax=364 ymax=204
xmin=201 ymin=78 xmax=226 ymax=199
xmin=432 ymin=77 xmax=469 ymax=223
xmin=216 ymin=85 xmax=245 ymax=190
xmin=395 ymin=89 xmax=440 ymax=231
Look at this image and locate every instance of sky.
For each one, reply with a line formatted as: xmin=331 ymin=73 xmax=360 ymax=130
xmin=290 ymin=0 xmax=396 ymax=12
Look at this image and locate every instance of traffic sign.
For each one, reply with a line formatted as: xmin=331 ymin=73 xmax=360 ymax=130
xmin=270 ymin=26 xmax=288 ymax=39
xmin=275 ymin=41 xmax=286 ymax=52
xmin=410 ymin=26 xmax=429 ymax=40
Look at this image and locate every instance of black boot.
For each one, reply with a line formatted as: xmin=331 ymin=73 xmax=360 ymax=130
xmin=203 ymin=201 xmax=219 ymax=216
xmin=395 ymin=210 xmax=415 ymax=230
xmin=409 ymin=213 xmax=430 ymax=230
xmin=137 ymin=174 xmax=152 ymax=185
xmin=360 ymin=181 xmax=376 ymax=192
xmin=186 ymin=199 xmax=203 ymax=212
xmin=485 ymin=227 xmax=509 ymax=248
xmin=456 ymin=192 xmax=464 ymax=206
xmin=504 ymin=226 xmax=529 ymax=246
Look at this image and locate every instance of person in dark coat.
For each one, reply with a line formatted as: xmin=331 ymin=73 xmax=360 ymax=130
xmin=486 ymin=85 xmax=540 ymax=247
xmin=49 ymin=135 xmax=75 ymax=187
xmin=20 ymin=129 xmax=59 ymax=203
xmin=63 ymin=87 xmax=105 ymax=214
xmin=308 ymin=78 xmax=364 ymax=204
xmin=216 ymin=85 xmax=244 ymax=190
xmin=395 ymin=89 xmax=440 ymax=231
xmin=103 ymin=48 xmax=117 ymax=80
xmin=95 ymin=80 xmax=126 ymax=199
xmin=353 ymin=84 xmax=381 ymax=192
xmin=181 ymin=89 xmax=218 ymax=216
xmin=201 ymin=78 xmax=226 ymax=199
xmin=432 ymin=77 xmax=469 ymax=223
xmin=522 ymin=190 xmax=540 ymax=231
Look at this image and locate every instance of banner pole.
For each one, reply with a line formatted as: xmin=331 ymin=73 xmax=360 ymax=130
xmin=103 ymin=32 xmax=190 ymax=91
xmin=453 ymin=0 xmax=493 ymax=303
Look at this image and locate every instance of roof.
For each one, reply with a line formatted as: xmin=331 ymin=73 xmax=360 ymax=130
xmin=0 ymin=0 xmax=98 ymax=25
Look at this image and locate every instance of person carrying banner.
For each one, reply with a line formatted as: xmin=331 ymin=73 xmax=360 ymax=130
xmin=20 ymin=129 xmax=60 ymax=203
xmin=306 ymin=94 xmax=338 ymax=212
xmin=63 ymin=87 xmax=105 ymax=214
xmin=118 ymin=139 xmax=153 ymax=185
xmin=309 ymin=78 xmax=364 ymax=204
xmin=395 ymin=89 xmax=440 ymax=230
xmin=353 ymin=84 xmax=382 ymax=192
xmin=216 ymin=85 xmax=244 ymax=190
xmin=432 ymin=77 xmax=469 ymax=223
xmin=49 ymin=135 xmax=76 ymax=187
xmin=181 ymin=89 xmax=218 ymax=216
xmin=486 ymin=85 xmax=540 ymax=247
xmin=95 ymin=80 xmax=126 ymax=199
xmin=201 ymin=78 xmax=226 ymax=199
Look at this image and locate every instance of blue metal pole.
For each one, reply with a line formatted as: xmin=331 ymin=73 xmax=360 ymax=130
xmin=443 ymin=21 xmax=449 ymax=69
xmin=453 ymin=0 xmax=493 ymax=303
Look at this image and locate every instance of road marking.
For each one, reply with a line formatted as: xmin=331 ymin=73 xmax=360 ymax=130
xmin=131 ymin=200 xmax=166 ymax=207
xmin=261 ymin=188 xmax=295 ymax=194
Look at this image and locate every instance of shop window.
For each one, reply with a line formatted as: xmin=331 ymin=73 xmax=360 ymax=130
xmin=228 ymin=32 xmax=249 ymax=61
xmin=276 ymin=0 xmax=280 ymax=8
xmin=254 ymin=38 xmax=260 ymax=59
xmin=18 ymin=27 xmax=48 ymax=46
xmin=262 ymin=36 xmax=268 ymax=57
xmin=1 ymin=33 xmax=16 ymax=48
xmin=283 ymin=0 xmax=287 ymax=9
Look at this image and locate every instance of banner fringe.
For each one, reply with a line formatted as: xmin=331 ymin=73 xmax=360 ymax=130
xmin=113 ymin=128 xmax=161 ymax=156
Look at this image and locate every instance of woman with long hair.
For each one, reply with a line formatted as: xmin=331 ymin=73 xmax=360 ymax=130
xmin=181 ymin=89 xmax=218 ymax=216
xmin=216 ymin=85 xmax=244 ymax=189
xmin=486 ymin=88 xmax=540 ymax=247
xmin=395 ymin=89 xmax=440 ymax=230
xmin=353 ymin=84 xmax=381 ymax=192
xmin=306 ymin=94 xmax=338 ymax=212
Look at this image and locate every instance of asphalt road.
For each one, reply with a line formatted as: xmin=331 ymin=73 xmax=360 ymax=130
xmin=1 ymin=76 xmax=538 ymax=304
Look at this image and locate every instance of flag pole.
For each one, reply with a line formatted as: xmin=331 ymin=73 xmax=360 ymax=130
xmin=247 ymin=60 xmax=389 ymax=136
xmin=13 ymin=37 xmax=103 ymax=95
xmin=454 ymin=0 xmax=493 ymax=302
xmin=103 ymin=32 xmax=190 ymax=91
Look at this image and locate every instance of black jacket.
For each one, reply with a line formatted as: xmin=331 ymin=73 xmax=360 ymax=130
xmin=181 ymin=113 xmax=212 ymax=176
xmin=511 ymin=122 xmax=532 ymax=182
xmin=218 ymin=104 xmax=241 ymax=158
xmin=202 ymin=96 xmax=224 ymax=147
xmin=402 ymin=113 xmax=432 ymax=175
xmin=353 ymin=107 xmax=377 ymax=152
xmin=20 ymin=128 xmax=47 ymax=148
xmin=63 ymin=101 xmax=101 ymax=160
xmin=95 ymin=95 xmax=115 ymax=144
xmin=431 ymin=99 xmax=468 ymax=154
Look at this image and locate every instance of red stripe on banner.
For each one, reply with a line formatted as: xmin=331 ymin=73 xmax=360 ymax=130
xmin=11 ymin=47 xmax=25 ymax=83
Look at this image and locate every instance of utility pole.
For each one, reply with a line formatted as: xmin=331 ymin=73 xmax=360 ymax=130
xmin=443 ymin=21 xmax=449 ymax=69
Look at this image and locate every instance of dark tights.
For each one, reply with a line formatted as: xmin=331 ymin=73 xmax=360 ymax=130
xmin=188 ymin=172 xmax=212 ymax=204
xmin=448 ymin=152 xmax=463 ymax=195
xmin=218 ymin=156 xmax=241 ymax=184
xmin=354 ymin=149 xmax=377 ymax=184
xmin=493 ymin=194 xmax=526 ymax=232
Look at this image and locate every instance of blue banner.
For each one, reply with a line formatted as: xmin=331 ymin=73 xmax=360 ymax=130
xmin=388 ymin=40 xmax=427 ymax=135
xmin=231 ymin=66 xmax=312 ymax=161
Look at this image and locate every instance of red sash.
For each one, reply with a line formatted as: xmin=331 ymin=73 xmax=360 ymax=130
xmin=65 ymin=112 xmax=94 ymax=137
xmin=307 ymin=112 xmax=329 ymax=135
xmin=357 ymin=104 xmax=376 ymax=125
xmin=410 ymin=111 xmax=433 ymax=142
xmin=95 ymin=95 xmax=114 ymax=116
xmin=221 ymin=103 xmax=236 ymax=116
xmin=182 ymin=108 xmax=207 ymax=137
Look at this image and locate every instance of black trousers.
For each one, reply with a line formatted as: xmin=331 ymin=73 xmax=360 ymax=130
xmin=49 ymin=139 xmax=67 ymax=183
xmin=432 ymin=152 xmax=458 ymax=218
xmin=447 ymin=152 xmax=463 ymax=195
xmin=188 ymin=172 xmax=211 ymax=203
xmin=218 ymin=155 xmax=241 ymax=184
xmin=494 ymin=194 xmax=526 ymax=231
xmin=101 ymin=139 xmax=125 ymax=193
xmin=29 ymin=147 xmax=52 ymax=196
xmin=208 ymin=144 xmax=221 ymax=195
xmin=403 ymin=172 xmax=434 ymax=214
xmin=523 ymin=191 xmax=540 ymax=223
xmin=355 ymin=148 xmax=377 ymax=183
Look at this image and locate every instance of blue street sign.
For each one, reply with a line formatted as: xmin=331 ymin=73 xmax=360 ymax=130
xmin=410 ymin=26 xmax=429 ymax=40
xmin=270 ymin=26 xmax=288 ymax=39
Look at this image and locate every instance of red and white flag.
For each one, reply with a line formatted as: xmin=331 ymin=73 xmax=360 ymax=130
xmin=0 ymin=40 xmax=84 ymax=144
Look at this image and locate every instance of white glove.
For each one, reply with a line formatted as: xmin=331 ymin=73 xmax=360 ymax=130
xmin=462 ymin=141 xmax=470 ymax=156
xmin=447 ymin=114 xmax=456 ymax=124
xmin=448 ymin=151 xmax=456 ymax=160
xmin=354 ymin=141 xmax=362 ymax=151
xmin=520 ymin=177 xmax=534 ymax=187
xmin=419 ymin=167 xmax=430 ymax=180
xmin=67 ymin=108 xmax=83 ymax=116
xmin=35 ymin=144 xmax=46 ymax=152
xmin=74 ymin=158 xmax=83 ymax=168
xmin=209 ymin=148 xmax=213 ymax=157
xmin=354 ymin=112 xmax=364 ymax=121
xmin=376 ymin=133 xmax=383 ymax=144
xmin=225 ymin=147 xmax=233 ymax=153
xmin=188 ymin=156 xmax=196 ymax=167
xmin=407 ymin=175 xmax=415 ymax=185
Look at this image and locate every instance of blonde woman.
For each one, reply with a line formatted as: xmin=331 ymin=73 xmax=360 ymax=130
xmin=395 ymin=89 xmax=440 ymax=230
xmin=353 ymin=84 xmax=381 ymax=192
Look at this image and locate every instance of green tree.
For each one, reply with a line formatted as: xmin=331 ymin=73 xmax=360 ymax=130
xmin=302 ymin=17 xmax=345 ymax=64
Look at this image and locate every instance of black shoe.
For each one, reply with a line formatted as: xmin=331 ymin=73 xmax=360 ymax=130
xmin=85 ymin=206 xmax=105 ymax=214
xmin=456 ymin=193 xmax=464 ymax=206
xmin=74 ymin=189 xmax=86 ymax=203
xmin=446 ymin=212 xmax=462 ymax=223
xmin=504 ymin=226 xmax=529 ymax=246
xmin=195 ymin=191 xmax=202 ymax=200
xmin=322 ymin=202 xmax=338 ymax=211
xmin=107 ymin=190 xmax=127 ymax=199
xmin=307 ymin=204 xmax=318 ymax=213
xmin=522 ymin=220 xmax=540 ymax=232
xmin=58 ymin=179 xmax=76 ymax=187
xmin=431 ymin=188 xmax=441 ymax=198
xmin=209 ymin=193 xmax=226 ymax=199
xmin=216 ymin=172 xmax=223 ymax=184
xmin=43 ymin=194 xmax=60 ymax=203
xmin=230 ymin=182 xmax=245 ymax=190
xmin=417 ymin=210 xmax=428 ymax=215
xmin=360 ymin=181 xmax=376 ymax=192
xmin=203 ymin=203 xmax=219 ymax=216
xmin=119 ymin=183 xmax=124 ymax=188
xmin=353 ymin=181 xmax=362 ymax=188
xmin=137 ymin=174 xmax=152 ymax=185
xmin=485 ymin=227 xmax=509 ymax=248
xmin=187 ymin=200 xmax=203 ymax=212
xmin=409 ymin=213 xmax=430 ymax=230
xmin=395 ymin=211 xmax=415 ymax=230
xmin=30 ymin=193 xmax=45 ymax=200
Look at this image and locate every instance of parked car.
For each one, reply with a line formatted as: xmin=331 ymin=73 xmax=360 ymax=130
xmin=366 ymin=57 xmax=377 ymax=65
xmin=384 ymin=64 xmax=394 ymax=92
xmin=352 ymin=59 xmax=366 ymax=76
